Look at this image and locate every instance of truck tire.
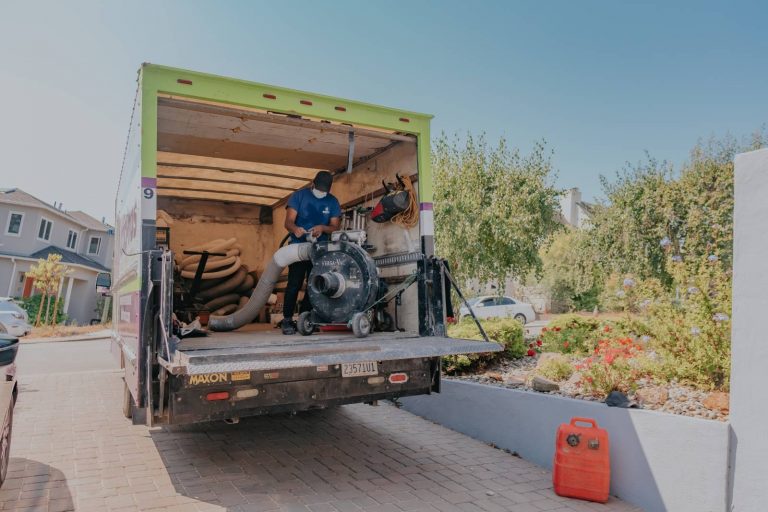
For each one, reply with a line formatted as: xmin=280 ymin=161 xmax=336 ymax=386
xmin=122 ymin=381 xmax=133 ymax=419
xmin=351 ymin=312 xmax=371 ymax=338
xmin=0 ymin=400 xmax=12 ymax=487
xmin=297 ymin=311 xmax=314 ymax=336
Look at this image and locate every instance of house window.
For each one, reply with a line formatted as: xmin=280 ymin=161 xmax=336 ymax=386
xmin=37 ymin=217 xmax=53 ymax=241
xmin=5 ymin=212 xmax=24 ymax=236
xmin=66 ymin=230 xmax=78 ymax=250
xmin=88 ymin=236 xmax=102 ymax=255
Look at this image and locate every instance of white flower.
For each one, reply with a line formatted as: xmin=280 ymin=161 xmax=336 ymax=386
xmin=615 ymin=290 xmax=626 ymax=299
xmin=671 ymin=255 xmax=683 ymax=263
xmin=712 ymin=313 xmax=729 ymax=322
xmin=708 ymin=254 xmax=718 ymax=262
xmin=660 ymin=237 xmax=672 ymax=248
xmin=623 ymin=278 xmax=636 ymax=288
xmin=687 ymin=287 xmax=699 ymax=294
xmin=640 ymin=335 xmax=651 ymax=343
xmin=691 ymin=326 xmax=701 ymax=336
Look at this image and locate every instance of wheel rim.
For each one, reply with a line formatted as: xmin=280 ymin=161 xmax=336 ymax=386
xmin=360 ymin=316 xmax=370 ymax=332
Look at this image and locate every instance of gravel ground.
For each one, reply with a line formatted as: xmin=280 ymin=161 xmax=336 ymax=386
xmin=449 ymin=356 xmax=729 ymax=422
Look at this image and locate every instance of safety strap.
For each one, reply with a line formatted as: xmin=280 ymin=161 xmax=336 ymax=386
xmin=346 ymin=131 xmax=355 ymax=173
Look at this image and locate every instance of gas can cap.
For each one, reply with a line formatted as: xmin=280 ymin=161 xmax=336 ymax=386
xmin=566 ymin=433 xmax=581 ymax=447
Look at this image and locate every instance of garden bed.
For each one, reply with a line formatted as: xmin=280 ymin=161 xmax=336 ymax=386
xmin=447 ymin=307 xmax=731 ymax=421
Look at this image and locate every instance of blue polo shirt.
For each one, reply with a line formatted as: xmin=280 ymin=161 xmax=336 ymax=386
xmin=286 ymin=188 xmax=341 ymax=243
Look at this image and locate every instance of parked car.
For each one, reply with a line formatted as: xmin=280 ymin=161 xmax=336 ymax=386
xmin=459 ymin=296 xmax=536 ymax=324
xmin=0 ymin=335 xmax=19 ymax=487
xmin=0 ymin=300 xmax=31 ymax=337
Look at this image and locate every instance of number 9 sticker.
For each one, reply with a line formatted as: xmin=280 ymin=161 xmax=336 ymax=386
xmin=143 ymin=187 xmax=154 ymax=199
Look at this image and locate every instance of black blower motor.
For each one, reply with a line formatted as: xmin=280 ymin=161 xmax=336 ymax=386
xmin=296 ymin=236 xmax=380 ymax=337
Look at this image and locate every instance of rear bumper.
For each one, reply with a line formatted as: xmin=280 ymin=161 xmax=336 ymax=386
xmin=165 ymin=357 xmax=440 ymax=425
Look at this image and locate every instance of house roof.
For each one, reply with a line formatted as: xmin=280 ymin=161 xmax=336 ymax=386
xmin=0 ymin=188 xmax=111 ymax=231
xmin=66 ymin=210 xmax=111 ymax=232
xmin=28 ymin=246 xmax=109 ymax=272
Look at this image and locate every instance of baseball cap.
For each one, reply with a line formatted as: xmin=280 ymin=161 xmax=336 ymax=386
xmin=313 ymin=171 xmax=333 ymax=192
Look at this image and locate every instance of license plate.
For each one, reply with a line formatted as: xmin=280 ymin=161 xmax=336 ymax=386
xmin=341 ymin=361 xmax=378 ymax=377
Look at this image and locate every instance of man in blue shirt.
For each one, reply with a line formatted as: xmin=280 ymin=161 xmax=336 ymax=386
xmin=281 ymin=171 xmax=341 ymax=334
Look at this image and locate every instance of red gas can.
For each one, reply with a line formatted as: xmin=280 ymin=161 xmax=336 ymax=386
xmin=553 ymin=417 xmax=610 ymax=503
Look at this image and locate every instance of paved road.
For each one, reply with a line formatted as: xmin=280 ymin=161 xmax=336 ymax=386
xmin=2 ymin=344 xmax=639 ymax=512
xmin=17 ymin=338 xmax=116 ymax=375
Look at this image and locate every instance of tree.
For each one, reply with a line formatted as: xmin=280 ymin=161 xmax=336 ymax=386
xmin=593 ymin=131 xmax=767 ymax=284
xmin=432 ymin=134 xmax=562 ymax=287
xmin=25 ymin=254 xmax=71 ymax=326
xmin=539 ymin=228 xmax=601 ymax=310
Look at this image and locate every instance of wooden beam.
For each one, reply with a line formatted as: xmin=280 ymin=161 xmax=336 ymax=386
xmin=158 ymin=96 xmax=417 ymax=144
xmin=157 ymin=151 xmax=321 ymax=179
xmin=156 ymin=135 xmax=348 ymax=169
xmin=157 ymin=168 xmax=305 ymax=192
xmin=157 ymin=187 xmax=277 ymax=206
xmin=157 ymin=178 xmax=290 ymax=200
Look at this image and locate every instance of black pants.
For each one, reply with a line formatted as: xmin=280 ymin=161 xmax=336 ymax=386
xmin=283 ymin=260 xmax=313 ymax=319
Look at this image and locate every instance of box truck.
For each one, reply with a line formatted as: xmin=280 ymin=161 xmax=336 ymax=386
xmin=113 ymin=64 xmax=499 ymax=425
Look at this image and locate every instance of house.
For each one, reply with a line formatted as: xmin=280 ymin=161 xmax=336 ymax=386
xmin=559 ymin=187 xmax=594 ymax=228
xmin=0 ymin=188 xmax=113 ymax=325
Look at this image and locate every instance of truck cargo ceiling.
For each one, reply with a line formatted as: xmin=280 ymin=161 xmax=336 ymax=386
xmin=156 ymin=97 xmax=416 ymax=206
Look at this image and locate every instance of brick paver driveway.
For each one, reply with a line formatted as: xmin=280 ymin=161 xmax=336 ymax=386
xmin=1 ymin=371 xmax=640 ymax=512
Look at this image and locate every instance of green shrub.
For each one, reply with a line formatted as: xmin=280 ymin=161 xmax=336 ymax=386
xmin=576 ymin=337 xmax=647 ymax=397
xmin=540 ymin=314 xmax=601 ymax=354
xmin=537 ymin=357 xmax=574 ymax=382
xmin=642 ymin=255 xmax=732 ymax=390
xmin=17 ymin=295 xmax=66 ymax=325
xmin=445 ymin=317 xmax=526 ymax=373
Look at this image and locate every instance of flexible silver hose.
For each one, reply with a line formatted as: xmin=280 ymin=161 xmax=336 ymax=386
xmin=208 ymin=243 xmax=313 ymax=331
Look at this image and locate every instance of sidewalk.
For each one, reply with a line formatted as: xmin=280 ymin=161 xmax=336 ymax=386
xmin=21 ymin=328 xmax=112 ymax=344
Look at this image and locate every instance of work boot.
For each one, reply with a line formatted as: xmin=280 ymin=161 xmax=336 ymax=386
xmin=281 ymin=318 xmax=296 ymax=335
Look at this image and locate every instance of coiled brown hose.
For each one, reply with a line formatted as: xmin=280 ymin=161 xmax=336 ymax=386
xmin=203 ymin=293 xmax=240 ymax=312
xmin=197 ymin=267 xmax=249 ymax=301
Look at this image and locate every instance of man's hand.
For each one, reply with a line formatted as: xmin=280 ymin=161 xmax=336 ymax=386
xmin=292 ymin=226 xmax=307 ymax=238
xmin=309 ymin=225 xmax=324 ymax=237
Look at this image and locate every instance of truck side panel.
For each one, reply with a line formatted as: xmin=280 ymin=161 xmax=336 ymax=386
xmin=113 ymin=84 xmax=147 ymax=406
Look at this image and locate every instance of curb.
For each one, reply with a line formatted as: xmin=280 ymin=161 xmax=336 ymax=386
xmin=21 ymin=330 xmax=112 ymax=344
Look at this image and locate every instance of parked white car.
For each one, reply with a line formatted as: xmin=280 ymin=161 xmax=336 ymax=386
xmin=0 ymin=299 xmax=31 ymax=337
xmin=459 ymin=296 xmax=536 ymax=324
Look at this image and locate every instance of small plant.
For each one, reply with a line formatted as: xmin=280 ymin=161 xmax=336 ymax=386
xmin=537 ymin=357 xmax=575 ymax=382
xmin=444 ymin=317 xmax=526 ymax=373
xmin=576 ymin=337 xmax=646 ymax=397
xmin=540 ymin=314 xmax=600 ymax=354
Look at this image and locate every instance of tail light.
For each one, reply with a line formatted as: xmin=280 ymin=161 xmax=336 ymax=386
xmin=388 ymin=373 xmax=409 ymax=384
xmin=206 ymin=391 xmax=229 ymax=401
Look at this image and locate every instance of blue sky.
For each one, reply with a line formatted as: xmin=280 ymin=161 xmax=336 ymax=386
xmin=1 ymin=0 xmax=766 ymax=221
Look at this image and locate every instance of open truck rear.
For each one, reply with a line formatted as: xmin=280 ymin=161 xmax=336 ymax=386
xmin=113 ymin=64 xmax=499 ymax=426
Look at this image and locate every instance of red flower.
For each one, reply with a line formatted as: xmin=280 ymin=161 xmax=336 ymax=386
xmin=554 ymin=327 xmax=561 ymax=332
xmin=604 ymin=354 xmax=616 ymax=364
xmin=542 ymin=327 xmax=548 ymax=333
xmin=529 ymin=343 xmax=534 ymax=348
xmin=536 ymin=340 xmax=542 ymax=347
xmin=563 ymin=341 xmax=570 ymax=349
xmin=527 ymin=349 xmax=536 ymax=357
xmin=603 ymin=325 xmax=611 ymax=333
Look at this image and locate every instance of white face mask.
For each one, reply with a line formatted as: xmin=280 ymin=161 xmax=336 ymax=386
xmin=311 ymin=188 xmax=327 ymax=199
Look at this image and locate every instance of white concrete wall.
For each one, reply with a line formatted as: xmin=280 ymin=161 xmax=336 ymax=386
xmin=401 ymin=380 xmax=729 ymax=512
xmin=730 ymin=148 xmax=768 ymax=511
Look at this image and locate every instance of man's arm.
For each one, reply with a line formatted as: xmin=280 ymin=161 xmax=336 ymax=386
xmin=285 ymin=208 xmax=307 ymax=238
xmin=309 ymin=217 xmax=340 ymax=237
